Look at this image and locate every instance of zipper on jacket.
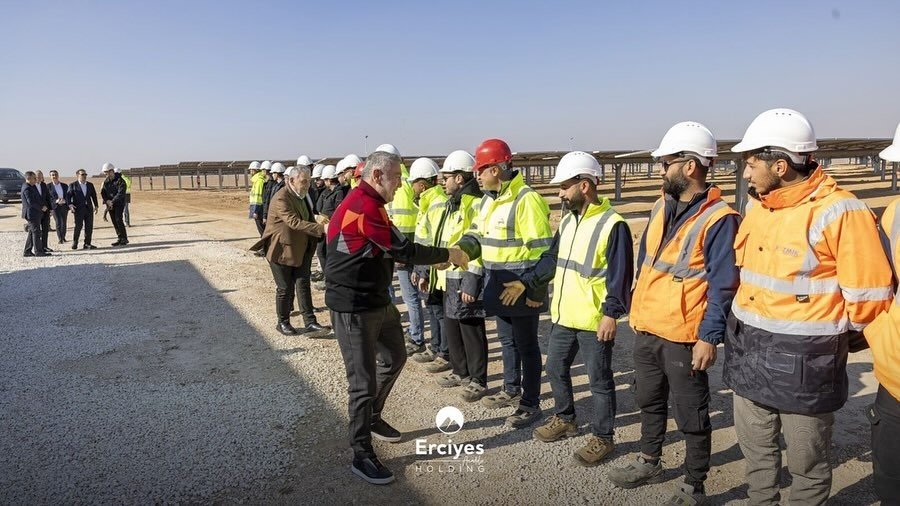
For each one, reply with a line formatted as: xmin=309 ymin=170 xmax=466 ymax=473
xmin=554 ymin=213 xmax=580 ymax=324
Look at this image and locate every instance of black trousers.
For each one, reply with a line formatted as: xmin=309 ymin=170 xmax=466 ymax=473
xmin=445 ymin=317 xmax=488 ymax=386
xmin=255 ymin=215 xmax=265 ymax=236
xmin=40 ymin=211 xmax=50 ymax=249
xmin=72 ymin=207 xmax=94 ymax=246
xmin=24 ymin=219 xmax=43 ymax=255
xmin=269 ymin=260 xmax=314 ymax=325
xmin=634 ymin=332 xmax=712 ymax=490
xmin=316 ymin=238 xmax=327 ymax=274
xmin=52 ymin=206 xmax=68 ymax=242
xmin=111 ymin=204 xmax=127 ymax=241
xmin=872 ymin=386 xmax=900 ymax=504
xmin=333 ymin=304 xmax=407 ymax=458
xmin=292 ymin=248 xmax=316 ymax=325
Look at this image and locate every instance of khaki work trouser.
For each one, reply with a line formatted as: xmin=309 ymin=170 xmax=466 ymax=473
xmin=734 ymin=394 xmax=834 ymax=505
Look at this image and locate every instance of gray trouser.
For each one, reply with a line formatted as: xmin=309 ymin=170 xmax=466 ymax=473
xmin=332 ymin=304 xmax=407 ymax=458
xmin=734 ymin=394 xmax=834 ymax=505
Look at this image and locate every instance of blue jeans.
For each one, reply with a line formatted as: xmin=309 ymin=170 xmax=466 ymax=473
xmin=426 ymin=301 xmax=447 ymax=358
xmin=546 ymin=324 xmax=616 ymax=439
xmin=396 ymin=266 xmax=425 ymax=345
xmin=496 ymin=315 xmax=542 ymax=409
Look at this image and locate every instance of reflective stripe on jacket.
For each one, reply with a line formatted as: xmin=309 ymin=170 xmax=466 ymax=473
xmin=631 ymin=186 xmax=739 ymax=343
xmin=457 ymin=171 xmax=552 ymax=317
xmin=725 ymin=167 xmax=893 ymax=414
xmin=551 ymin=198 xmax=624 ymax=331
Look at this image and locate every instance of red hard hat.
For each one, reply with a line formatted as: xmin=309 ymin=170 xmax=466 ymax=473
xmin=354 ymin=161 xmax=365 ymax=178
xmin=473 ymin=138 xmax=512 ymax=172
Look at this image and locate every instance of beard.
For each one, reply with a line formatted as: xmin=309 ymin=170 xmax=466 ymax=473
xmin=662 ymin=171 xmax=689 ymax=198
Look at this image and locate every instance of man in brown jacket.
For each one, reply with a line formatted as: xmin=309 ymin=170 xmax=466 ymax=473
xmin=252 ymin=166 xmax=331 ymax=336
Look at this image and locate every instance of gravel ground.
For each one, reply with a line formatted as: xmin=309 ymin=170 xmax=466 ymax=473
xmin=0 ymin=174 xmax=882 ymax=504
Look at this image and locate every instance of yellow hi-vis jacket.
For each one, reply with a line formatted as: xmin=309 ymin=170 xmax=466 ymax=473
xmin=457 ymin=171 xmax=552 ymax=316
xmin=550 ymin=198 xmax=624 ymax=331
xmin=249 ymin=171 xmax=265 ymax=207
xmin=414 ymin=184 xmax=449 ymax=291
xmin=864 ymin=198 xmax=900 ymax=401
xmin=387 ymin=163 xmax=417 ymax=238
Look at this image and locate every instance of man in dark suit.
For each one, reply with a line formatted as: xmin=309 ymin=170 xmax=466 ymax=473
xmin=250 ymin=166 xmax=331 ymax=337
xmin=67 ymin=169 xmax=99 ymax=249
xmin=35 ymin=170 xmax=53 ymax=252
xmin=101 ymin=164 xmax=128 ymax=246
xmin=22 ymin=171 xmax=49 ymax=257
xmin=47 ymin=170 xmax=69 ymax=244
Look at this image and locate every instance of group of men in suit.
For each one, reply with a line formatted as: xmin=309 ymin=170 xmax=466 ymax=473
xmin=21 ymin=165 xmax=129 ymax=256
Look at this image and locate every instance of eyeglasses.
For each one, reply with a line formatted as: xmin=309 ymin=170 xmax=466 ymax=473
xmin=661 ymin=157 xmax=691 ymax=171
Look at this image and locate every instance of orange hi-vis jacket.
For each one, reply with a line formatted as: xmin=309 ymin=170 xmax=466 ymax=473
xmin=631 ymin=186 xmax=739 ymax=343
xmin=864 ymin=198 xmax=900 ymax=401
xmin=725 ymin=167 xmax=893 ymax=414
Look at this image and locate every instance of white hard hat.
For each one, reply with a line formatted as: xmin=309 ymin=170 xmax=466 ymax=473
xmin=732 ymin=108 xmax=818 ymax=164
xmin=312 ymin=164 xmax=324 ymax=178
xmin=407 ymin=157 xmax=440 ymax=182
xmin=321 ymin=164 xmax=337 ymax=179
xmin=440 ymin=150 xmax=475 ymax=173
xmin=880 ymin=122 xmax=900 ymax=162
xmin=101 ymin=162 xmax=115 ymax=172
xmin=296 ymin=155 xmax=313 ymax=167
xmin=550 ymin=151 xmax=601 ymax=184
xmin=114 ymin=167 xmax=121 ymax=173
xmin=284 ymin=166 xmax=296 ymax=178
xmin=249 ymin=161 xmax=261 ymax=171
xmin=375 ymin=144 xmax=400 ymax=157
xmin=270 ymin=162 xmax=286 ymax=174
xmin=260 ymin=160 xmax=272 ymax=171
xmin=651 ymin=121 xmax=717 ymax=166
xmin=337 ymin=154 xmax=362 ymax=174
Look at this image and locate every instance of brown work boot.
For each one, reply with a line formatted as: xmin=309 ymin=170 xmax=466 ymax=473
xmin=574 ymin=435 xmax=615 ymax=467
xmin=533 ymin=415 xmax=578 ymax=443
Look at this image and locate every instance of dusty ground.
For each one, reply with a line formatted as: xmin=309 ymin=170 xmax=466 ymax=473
xmin=0 ymin=165 xmax=890 ymax=504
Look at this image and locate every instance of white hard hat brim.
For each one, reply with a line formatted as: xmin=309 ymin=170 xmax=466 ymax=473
xmin=549 ymin=171 xmax=598 ymax=185
xmin=881 ymin=144 xmax=900 ymax=163
xmin=731 ymin=139 xmax=765 ymax=153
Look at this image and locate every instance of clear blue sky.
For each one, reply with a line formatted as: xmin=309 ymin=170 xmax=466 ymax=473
xmin=2 ymin=0 xmax=899 ymax=174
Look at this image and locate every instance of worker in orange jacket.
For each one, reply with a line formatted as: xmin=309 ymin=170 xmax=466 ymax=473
xmin=864 ymin=122 xmax=900 ymax=504
xmin=727 ymin=109 xmax=894 ymax=505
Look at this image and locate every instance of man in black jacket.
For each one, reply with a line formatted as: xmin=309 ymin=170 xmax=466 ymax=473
xmin=47 ymin=170 xmax=69 ymax=244
xmin=67 ymin=169 xmax=99 ymax=249
xmin=262 ymin=163 xmax=286 ymax=224
xmin=35 ymin=170 xmax=53 ymax=252
xmin=102 ymin=165 xmax=128 ymax=246
xmin=22 ymin=171 xmax=49 ymax=257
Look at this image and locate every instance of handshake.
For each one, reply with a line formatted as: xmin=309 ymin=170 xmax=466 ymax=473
xmin=435 ymin=247 xmax=469 ymax=271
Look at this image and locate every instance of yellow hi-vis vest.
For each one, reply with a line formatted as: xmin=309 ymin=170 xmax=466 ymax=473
xmin=123 ymin=175 xmax=132 ymax=194
xmin=387 ymin=163 xmax=417 ymax=236
xmin=552 ymin=198 xmax=623 ymax=332
xmin=471 ymin=172 xmax=553 ymax=271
